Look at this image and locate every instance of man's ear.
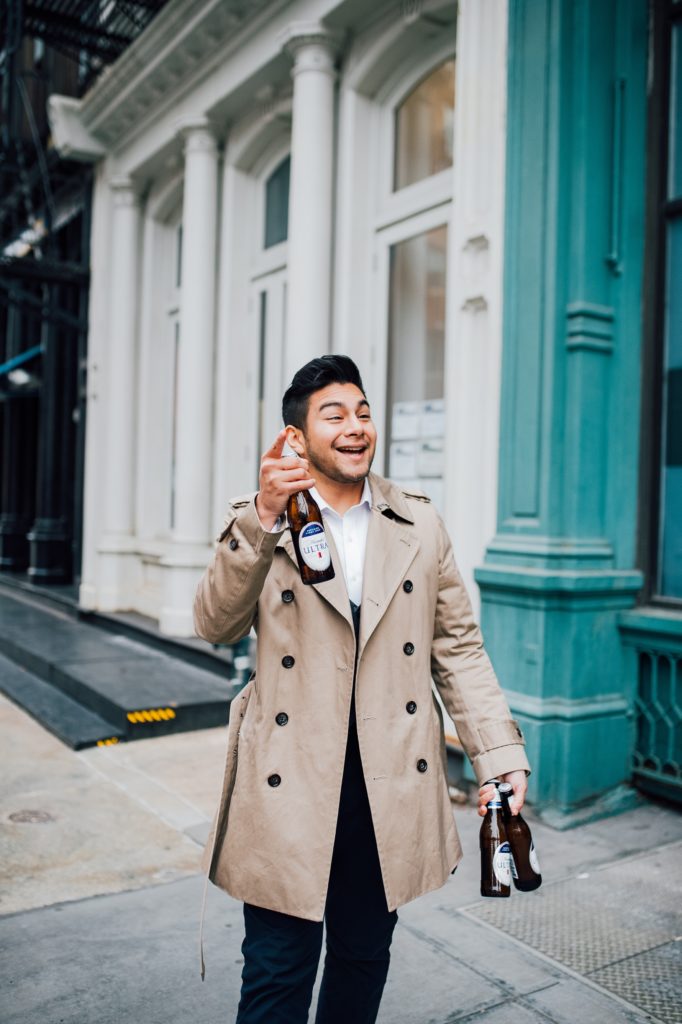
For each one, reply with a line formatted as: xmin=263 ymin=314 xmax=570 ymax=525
xmin=285 ymin=425 xmax=306 ymax=457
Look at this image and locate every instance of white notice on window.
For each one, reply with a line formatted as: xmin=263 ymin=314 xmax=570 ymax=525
xmin=420 ymin=399 xmax=445 ymax=438
xmin=389 ymin=441 xmax=418 ymax=480
xmin=391 ymin=401 xmax=421 ymax=441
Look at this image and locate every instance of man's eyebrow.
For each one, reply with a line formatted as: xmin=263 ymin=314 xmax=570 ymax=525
xmin=318 ymin=399 xmax=371 ymax=412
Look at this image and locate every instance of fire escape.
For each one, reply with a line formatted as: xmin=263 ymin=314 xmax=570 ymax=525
xmin=0 ymin=0 xmax=168 ymax=588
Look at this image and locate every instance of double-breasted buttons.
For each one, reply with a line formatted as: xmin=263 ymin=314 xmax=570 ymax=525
xmin=281 ymin=590 xmax=295 ymax=604
xmin=282 ymin=655 xmax=295 ymax=669
xmin=417 ymin=759 xmax=428 ymax=773
xmin=228 ymin=538 xmax=239 ymax=550
xmin=403 ymin=580 xmax=413 ymax=593
xmin=267 ymin=774 xmax=281 ymax=787
xmin=275 ymin=712 xmax=289 ymax=726
xmin=406 ymin=701 xmax=417 ymax=715
xmin=403 ymin=642 xmax=415 ymax=656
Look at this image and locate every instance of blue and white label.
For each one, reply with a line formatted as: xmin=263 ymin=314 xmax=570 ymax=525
xmin=529 ymin=843 xmax=540 ymax=874
xmin=299 ymin=522 xmax=331 ymax=571
xmin=493 ymin=841 xmax=512 ymax=886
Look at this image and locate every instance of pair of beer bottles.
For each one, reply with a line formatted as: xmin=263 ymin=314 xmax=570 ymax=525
xmin=480 ymin=780 xmax=542 ymax=897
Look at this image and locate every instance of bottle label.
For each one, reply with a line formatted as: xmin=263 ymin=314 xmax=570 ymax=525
xmin=493 ymin=841 xmax=512 ymax=886
xmin=299 ymin=522 xmax=331 ymax=571
xmin=529 ymin=842 xmax=540 ymax=874
xmin=510 ymin=855 xmax=519 ymax=880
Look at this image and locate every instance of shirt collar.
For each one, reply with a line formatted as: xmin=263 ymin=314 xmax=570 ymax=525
xmin=311 ymin=477 xmax=372 ymax=518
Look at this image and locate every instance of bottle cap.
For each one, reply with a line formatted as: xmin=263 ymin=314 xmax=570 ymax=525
xmin=498 ymin=782 xmax=513 ymax=795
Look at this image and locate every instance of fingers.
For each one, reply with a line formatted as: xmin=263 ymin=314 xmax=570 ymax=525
xmin=264 ymin=428 xmax=288 ymax=459
xmin=257 ymin=443 xmax=315 ymax=520
xmin=502 ymin=770 xmax=528 ymax=815
xmin=477 ymin=783 xmax=497 ymax=817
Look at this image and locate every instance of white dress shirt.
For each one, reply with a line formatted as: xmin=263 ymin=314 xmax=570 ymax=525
xmin=310 ymin=479 xmax=371 ymax=606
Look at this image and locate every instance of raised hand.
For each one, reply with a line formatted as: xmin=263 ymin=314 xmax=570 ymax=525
xmin=255 ymin=429 xmax=316 ymax=530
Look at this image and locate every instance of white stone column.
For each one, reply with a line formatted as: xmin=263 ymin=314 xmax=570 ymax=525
xmin=104 ymin=177 xmax=141 ymax=537
xmin=281 ymin=24 xmax=339 ymax=382
xmin=95 ymin=176 xmax=142 ymax=611
xmin=173 ymin=117 xmax=219 ymax=546
xmin=443 ymin=0 xmax=508 ymax=613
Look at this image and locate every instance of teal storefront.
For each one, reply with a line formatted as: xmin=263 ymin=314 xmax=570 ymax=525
xmin=476 ymin=0 xmax=682 ymax=825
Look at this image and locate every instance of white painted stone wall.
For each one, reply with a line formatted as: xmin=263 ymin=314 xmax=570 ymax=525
xmin=51 ymin=0 xmax=508 ymax=636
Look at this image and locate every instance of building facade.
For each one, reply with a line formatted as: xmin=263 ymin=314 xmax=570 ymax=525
xmin=46 ymin=0 xmax=681 ymax=823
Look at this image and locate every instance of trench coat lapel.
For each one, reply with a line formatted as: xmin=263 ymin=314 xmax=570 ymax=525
xmin=277 ymin=527 xmax=353 ymax=629
xmin=359 ymin=476 xmax=420 ymax=657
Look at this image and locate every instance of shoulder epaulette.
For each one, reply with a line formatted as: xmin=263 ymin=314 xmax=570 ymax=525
xmin=400 ymin=488 xmax=431 ymax=503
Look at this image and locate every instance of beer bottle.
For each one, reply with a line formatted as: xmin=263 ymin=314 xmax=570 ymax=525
xmin=498 ymin=782 xmax=542 ymax=891
xmin=479 ymin=780 xmax=512 ymax=897
xmin=287 ymin=489 xmax=335 ymax=585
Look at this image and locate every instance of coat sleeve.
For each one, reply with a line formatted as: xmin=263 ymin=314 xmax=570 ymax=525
xmin=430 ymin=515 xmax=531 ymax=786
xmin=193 ymin=496 xmax=284 ymax=645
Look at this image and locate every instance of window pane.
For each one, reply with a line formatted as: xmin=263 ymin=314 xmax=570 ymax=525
xmin=264 ymin=156 xmax=290 ymax=249
xmin=386 ymin=225 xmax=447 ymax=507
xmin=394 ymin=60 xmax=455 ymax=191
xmin=659 ymin=216 xmax=682 ymax=597
xmin=670 ymin=24 xmax=682 ymax=200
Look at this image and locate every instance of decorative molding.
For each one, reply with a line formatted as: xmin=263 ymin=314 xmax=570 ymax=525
xmin=504 ymin=688 xmax=631 ymax=723
xmin=59 ymin=0 xmax=277 ymax=153
xmin=109 ymin=176 xmax=140 ymax=206
xmin=462 ymin=233 xmax=489 ymax=254
xmin=279 ymin=21 xmax=344 ymax=76
xmin=565 ymin=301 xmax=615 ymax=354
xmin=461 ymin=295 xmax=487 ymax=313
xmin=47 ymin=95 xmax=105 ymax=162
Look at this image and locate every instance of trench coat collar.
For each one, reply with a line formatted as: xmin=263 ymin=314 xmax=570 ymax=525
xmin=275 ymin=473 xmax=419 ymax=640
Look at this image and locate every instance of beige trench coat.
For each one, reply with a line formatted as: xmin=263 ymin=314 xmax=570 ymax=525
xmin=194 ymin=472 xmax=530 ymax=922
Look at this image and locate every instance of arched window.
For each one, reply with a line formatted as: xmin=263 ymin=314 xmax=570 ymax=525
xmin=264 ymin=155 xmax=291 ymax=248
xmin=394 ymin=59 xmax=455 ymax=191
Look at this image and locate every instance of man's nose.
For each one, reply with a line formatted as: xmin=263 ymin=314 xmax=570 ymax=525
xmin=344 ymin=417 xmax=364 ymax=435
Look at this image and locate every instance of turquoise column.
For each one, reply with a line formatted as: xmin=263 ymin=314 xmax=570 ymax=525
xmin=475 ymin=0 xmax=648 ymax=826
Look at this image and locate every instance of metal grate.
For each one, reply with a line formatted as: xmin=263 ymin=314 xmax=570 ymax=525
xmin=465 ymin=843 xmax=682 ymax=1024
xmin=590 ymin=943 xmax=682 ymax=1024
xmin=633 ymin=648 xmax=682 ymax=801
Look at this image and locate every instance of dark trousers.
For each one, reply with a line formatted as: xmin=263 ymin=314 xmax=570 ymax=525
xmin=236 ymin=605 xmax=398 ymax=1024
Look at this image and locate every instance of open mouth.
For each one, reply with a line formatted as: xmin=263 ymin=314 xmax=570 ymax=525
xmin=335 ymin=446 xmax=368 ymax=455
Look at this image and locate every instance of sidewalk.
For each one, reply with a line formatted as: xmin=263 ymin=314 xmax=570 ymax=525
xmin=1 ymin=655 xmax=681 ymax=1024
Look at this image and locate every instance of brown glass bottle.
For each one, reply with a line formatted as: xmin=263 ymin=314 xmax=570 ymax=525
xmin=480 ymin=781 xmax=511 ymax=897
xmin=287 ymin=490 xmax=335 ymax=585
xmin=498 ymin=782 xmax=542 ymax=891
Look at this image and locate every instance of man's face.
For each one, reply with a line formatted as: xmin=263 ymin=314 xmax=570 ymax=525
xmin=290 ymin=382 xmax=377 ymax=486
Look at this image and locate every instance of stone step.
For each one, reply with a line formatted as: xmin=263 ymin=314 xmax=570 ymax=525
xmin=0 ymin=654 xmax=126 ymax=750
xmin=0 ymin=590 xmax=239 ymax=746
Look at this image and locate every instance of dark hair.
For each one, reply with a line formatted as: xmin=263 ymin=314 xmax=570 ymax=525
xmin=282 ymin=355 xmax=366 ymax=431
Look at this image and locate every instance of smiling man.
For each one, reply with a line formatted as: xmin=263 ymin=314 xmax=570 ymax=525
xmin=194 ymin=355 xmax=530 ymax=1024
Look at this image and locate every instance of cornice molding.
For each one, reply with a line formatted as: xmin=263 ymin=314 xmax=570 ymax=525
xmin=75 ymin=0 xmax=276 ymax=150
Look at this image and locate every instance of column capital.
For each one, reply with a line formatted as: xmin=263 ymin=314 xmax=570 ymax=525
xmin=175 ymin=116 xmax=219 ymax=156
xmin=279 ymin=22 xmax=342 ymax=76
xmin=109 ymin=176 xmax=141 ymax=207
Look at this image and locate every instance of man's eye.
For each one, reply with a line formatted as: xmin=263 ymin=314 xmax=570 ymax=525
xmin=327 ymin=416 xmax=342 ymax=422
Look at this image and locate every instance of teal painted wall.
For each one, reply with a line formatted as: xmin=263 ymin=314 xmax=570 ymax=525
xmin=476 ymin=0 xmax=649 ymax=825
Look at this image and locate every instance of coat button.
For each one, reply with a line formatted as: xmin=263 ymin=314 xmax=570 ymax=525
xmin=228 ymin=538 xmax=239 ymax=550
xmin=282 ymin=590 xmax=294 ymax=604
xmin=282 ymin=655 xmax=295 ymax=669
xmin=406 ymin=701 xmax=417 ymax=714
xmin=417 ymin=759 xmax=428 ymax=773
xmin=267 ymin=773 xmax=281 ymax=787
xmin=275 ymin=712 xmax=288 ymax=726
xmin=403 ymin=580 xmax=413 ymax=593
xmin=403 ymin=642 xmax=415 ymax=656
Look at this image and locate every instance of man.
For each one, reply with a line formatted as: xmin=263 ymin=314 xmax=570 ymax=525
xmin=194 ymin=355 xmax=530 ymax=1024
